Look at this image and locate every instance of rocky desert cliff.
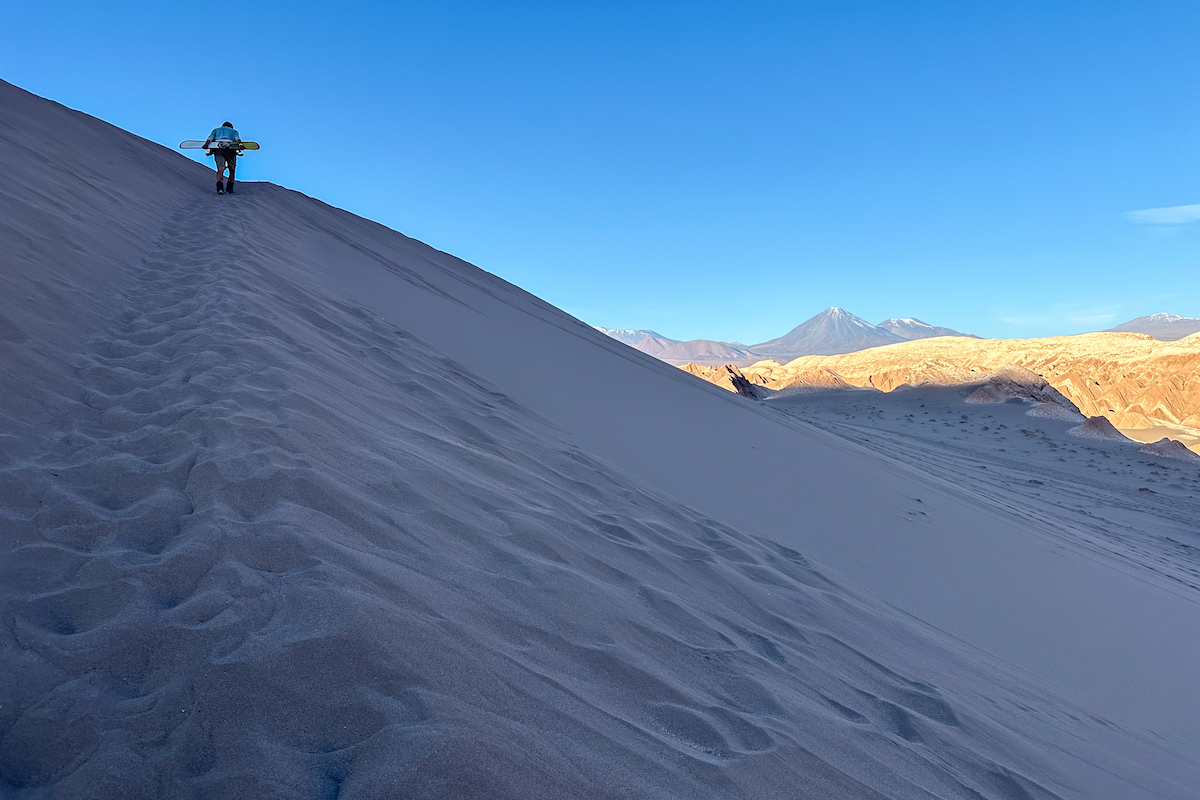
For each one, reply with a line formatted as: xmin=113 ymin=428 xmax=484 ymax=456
xmin=683 ymin=331 xmax=1200 ymax=449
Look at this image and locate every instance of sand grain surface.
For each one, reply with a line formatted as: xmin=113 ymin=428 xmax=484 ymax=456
xmin=2 ymin=80 xmax=1197 ymax=799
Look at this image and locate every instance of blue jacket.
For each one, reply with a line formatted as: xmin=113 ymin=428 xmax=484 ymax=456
xmin=208 ymin=126 xmax=240 ymax=141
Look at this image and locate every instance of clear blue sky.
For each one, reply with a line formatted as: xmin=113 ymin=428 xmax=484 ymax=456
xmin=5 ymin=1 xmax=1198 ymax=342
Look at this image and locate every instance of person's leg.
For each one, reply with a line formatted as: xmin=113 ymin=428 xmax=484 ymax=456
xmin=213 ymin=153 xmax=229 ymax=191
xmin=225 ymin=156 xmax=236 ymax=193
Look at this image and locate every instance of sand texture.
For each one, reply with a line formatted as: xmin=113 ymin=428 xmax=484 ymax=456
xmin=2 ymin=79 xmax=1198 ymax=798
xmin=1139 ymin=438 xmax=1200 ymax=462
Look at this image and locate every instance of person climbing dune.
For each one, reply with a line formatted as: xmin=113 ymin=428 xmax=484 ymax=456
xmin=203 ymin=121 xmax=241 ymax=194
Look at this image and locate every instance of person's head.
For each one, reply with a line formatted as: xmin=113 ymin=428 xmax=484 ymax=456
xmin=223 ymin=121 xmax=233 ymax=127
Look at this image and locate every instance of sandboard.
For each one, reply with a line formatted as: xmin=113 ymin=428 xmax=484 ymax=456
xmin=179 ymin=140 xmax=260 ymax=150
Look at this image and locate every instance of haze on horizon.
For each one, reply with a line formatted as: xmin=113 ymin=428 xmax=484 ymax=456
xmin=4 ymin=1 xmax=1198 ymax=342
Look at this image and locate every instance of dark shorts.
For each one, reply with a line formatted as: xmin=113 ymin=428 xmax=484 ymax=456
xmin=213 ymin=150 xmax=237 ymax=175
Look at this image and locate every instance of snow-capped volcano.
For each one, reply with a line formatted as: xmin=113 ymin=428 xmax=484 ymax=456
xmin=1107 ymin=313 xmax=1200 ymax=341
xmin=877 ymin=317 xmax=977 ymax=340
xmin=604 ymin=312 xmax=977 ymax=366
xmin=594 ymin=327 xmax=676 ymax=346
xmin=752 ymin=306 xmax=905 ymax=359
xmin=635 ymin=336 xmax=760 ymax=364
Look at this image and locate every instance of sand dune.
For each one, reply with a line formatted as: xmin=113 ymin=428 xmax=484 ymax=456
xmin=1139 ymin=437 xmax=1200 ymax=461
xmin=1070 ymin=415 xmax=1131 ymax=441
xmin=2 ymin=79 xmax=1198 ymax=798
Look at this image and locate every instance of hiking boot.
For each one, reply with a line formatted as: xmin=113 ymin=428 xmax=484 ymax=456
xmin=226 ymin=180 xmax=235 ymax=194
xmin=216 ymin=181 xmax=225 ymax=194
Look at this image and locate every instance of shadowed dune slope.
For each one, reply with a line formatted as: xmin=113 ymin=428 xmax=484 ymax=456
xmin=1 ymin=80 xmax=1198 ymax=799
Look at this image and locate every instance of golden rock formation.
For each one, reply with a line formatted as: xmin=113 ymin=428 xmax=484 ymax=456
xmin=682 ymin=332 xmax=1200 ymax=450
xmin=680 ymin=363 xmax=772 ymax=398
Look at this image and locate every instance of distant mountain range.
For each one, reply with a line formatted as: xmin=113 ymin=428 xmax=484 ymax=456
xmin=751 ymin=307 xmax=906 ymax=360
xmin=879 ymin=318 xmax=980 ymax=341
xmin=594 ymin=328 xmax=676 ymax=346
xmin=1105 ymin=313 xmax=1200 ymax=341
xmin=636 ymin=337 xmax=760 ymax=364
xmin=597 ymin=308 xmax=976 ymax=365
